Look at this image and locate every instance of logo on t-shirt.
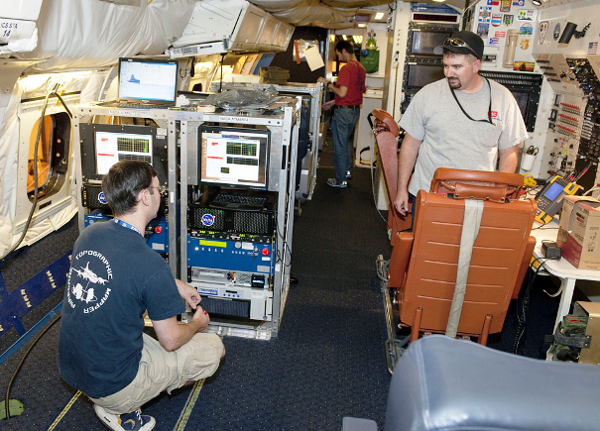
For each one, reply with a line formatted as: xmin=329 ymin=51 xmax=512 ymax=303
xmin=67 ymin=250 xmax=113 ymax=313
xmin=491 ymin=111 xmax=498 ymax=118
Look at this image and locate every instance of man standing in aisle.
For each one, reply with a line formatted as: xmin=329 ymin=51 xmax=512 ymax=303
xmin=58 ymin=161 xmax=225 ymax=431
xmin=394 ymin=31 xmax=528 ymax=215
xmin=318 ymin=40 xmax=367 ymax=189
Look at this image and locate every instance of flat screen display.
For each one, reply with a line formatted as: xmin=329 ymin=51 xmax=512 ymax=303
xmin=543 ymin=181 xmax=565 ymax=201
xmin=511 ymin=91 xmax=529 ymax=120
xmin=118 ymin=58 xmax=178 ymax=104
xmin=406 ymin=64 xmax=445 ymax=88
xmin=94 ymin=131 xmax=153 ymax=175
xmin=410 ymin=31 xmax=453 ymax=56
xmin=199 ymin=126 xmax=270 ymax=190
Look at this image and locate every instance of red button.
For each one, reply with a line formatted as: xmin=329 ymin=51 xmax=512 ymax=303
xmin=154 ymin=226 xmax=163 ymax=234
xmin=261 ymin=248 xmax=269 ymax=256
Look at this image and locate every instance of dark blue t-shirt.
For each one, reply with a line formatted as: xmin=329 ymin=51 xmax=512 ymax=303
xmin=58 ymin=221 xmax=184 ymax=398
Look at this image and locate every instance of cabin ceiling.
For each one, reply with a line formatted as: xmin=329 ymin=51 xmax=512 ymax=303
xmin=250 ymin=0 xmax=467 ymax=28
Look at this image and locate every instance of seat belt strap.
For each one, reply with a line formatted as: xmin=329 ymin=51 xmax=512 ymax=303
xmin=445 ymin=199 xmax=484 ymax=338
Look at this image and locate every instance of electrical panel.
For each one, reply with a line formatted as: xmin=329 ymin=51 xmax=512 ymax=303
xmin=543 ymin=56 xmax=600 ymax=193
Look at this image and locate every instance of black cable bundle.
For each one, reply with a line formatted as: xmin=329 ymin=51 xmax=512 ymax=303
xmin=512 ymin=258 xmax=550 ymax=355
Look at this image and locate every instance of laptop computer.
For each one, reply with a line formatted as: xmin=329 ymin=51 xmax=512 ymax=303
xmin=98 ymin=57 xmax=178 ymax=108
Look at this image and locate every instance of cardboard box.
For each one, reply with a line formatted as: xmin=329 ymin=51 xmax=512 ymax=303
xmin=573 ymin=302 xmax=600 ymax=365
xmin=557 ymin=195 xmax=600 ymax=270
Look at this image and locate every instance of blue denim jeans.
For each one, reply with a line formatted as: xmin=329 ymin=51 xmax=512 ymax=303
xmin=330 ymin=107 xmax=360 ymax=183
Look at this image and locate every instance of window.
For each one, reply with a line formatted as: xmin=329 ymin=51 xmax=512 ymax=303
xmin=27 ymin=113 xmax=71 ymax=201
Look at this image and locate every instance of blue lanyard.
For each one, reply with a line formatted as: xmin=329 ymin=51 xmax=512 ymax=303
xmin=113 ymin=218 xmax=142 ymax=235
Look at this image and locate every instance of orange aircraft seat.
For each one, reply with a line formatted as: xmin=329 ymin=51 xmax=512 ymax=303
xmin=387 ymin=168 xmax=537 ymax=345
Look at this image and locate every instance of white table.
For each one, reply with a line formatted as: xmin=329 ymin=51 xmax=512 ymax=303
xmin=530 ymin=221 xmax=600 ymax=331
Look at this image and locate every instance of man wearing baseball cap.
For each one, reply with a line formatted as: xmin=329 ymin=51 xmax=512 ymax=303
xmin=394 ymin=30 xmax=528 ymax=217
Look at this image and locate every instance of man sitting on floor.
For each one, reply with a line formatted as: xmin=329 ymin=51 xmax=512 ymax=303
xmin=58 ymin=161 xmax=225 ymax=431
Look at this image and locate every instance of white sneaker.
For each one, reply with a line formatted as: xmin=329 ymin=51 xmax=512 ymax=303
xmin=94 ymin=404 xmax=156 ymax=431
xmin=327 ymin=178 xmax=348 ymax=189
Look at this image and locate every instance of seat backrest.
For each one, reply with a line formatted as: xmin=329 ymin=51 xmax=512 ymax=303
xmin=397 ymin=169 xmax=536 ymax=336
xmin=371 ymin=109 xmax=399 ymax=202
xmin=370 ymin=109 xmax=413 ymax=242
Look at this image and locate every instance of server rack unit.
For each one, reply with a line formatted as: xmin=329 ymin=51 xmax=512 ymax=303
xmin=73 ymin=106 xmax=178 ymax=274
xmin=179 ymin=98 xmax=301 ymax=339
xmin=73 ymin=99 xmax=300 ymax=338
xmin=402 ymin=21 xmax=458 ymax=113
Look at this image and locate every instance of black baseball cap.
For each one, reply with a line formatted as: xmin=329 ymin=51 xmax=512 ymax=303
xmin=434 ymin=31 xmax=484 ymax=60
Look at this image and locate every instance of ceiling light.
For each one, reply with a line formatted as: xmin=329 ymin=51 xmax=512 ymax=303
xmin=531 ymin=0 xmax=541 ymax=5
xmin=432 ymin=0 xmax=446 ymax=2
xmin=375 ymin=12 xmax=384 ymax=20
xmin=357 ymin=23 xmax=367 ymax=28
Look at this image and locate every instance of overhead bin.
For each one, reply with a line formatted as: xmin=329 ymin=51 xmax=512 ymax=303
xmin=0 ymin=0 xmax=43 ymax=55
xmin=170 ymin=0 xmax=293 ymax=57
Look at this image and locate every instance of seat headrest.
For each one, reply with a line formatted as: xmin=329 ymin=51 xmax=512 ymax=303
xmin=372 ymin=109 xmax=399 ymax=137
xmin=431 ymin=168 xmax=524 ymax=201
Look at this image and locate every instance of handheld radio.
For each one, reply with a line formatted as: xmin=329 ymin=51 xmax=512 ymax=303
xmin=534 ymin=175 xmax=580 ymax=224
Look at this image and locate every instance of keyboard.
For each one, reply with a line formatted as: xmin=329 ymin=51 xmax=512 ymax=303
xmin=95 ymin=100 xmax=172 ymax=109
xmin=209 ymin=194 xmax=268 ymax=211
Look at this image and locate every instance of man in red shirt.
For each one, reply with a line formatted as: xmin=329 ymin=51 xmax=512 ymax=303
xmin=318 ymin=40 xmax=367 ymax=188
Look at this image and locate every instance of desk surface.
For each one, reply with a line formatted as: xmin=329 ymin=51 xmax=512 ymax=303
xmin=530 ymin=223 xmax=600 ymax=281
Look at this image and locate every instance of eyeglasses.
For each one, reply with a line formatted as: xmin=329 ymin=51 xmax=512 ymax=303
xmin=149 ymin=185 xmax=167 ymax=196
xmin=443 ymin=37 xmax=479 ymax=58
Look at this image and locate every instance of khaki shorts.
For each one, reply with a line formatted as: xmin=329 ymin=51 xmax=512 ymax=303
xmin=90 ymin=332 xmax=224 ymax=414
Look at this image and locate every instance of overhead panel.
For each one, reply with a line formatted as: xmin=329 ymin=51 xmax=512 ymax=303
xmin=171 ymin=0 xmax=293 ymax=56
xmin=229 ymin=3 xmax=267 ymax=51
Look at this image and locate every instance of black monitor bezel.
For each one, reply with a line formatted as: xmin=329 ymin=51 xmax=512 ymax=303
xmin=79 ymin=123 xmax=168 ymax=185
xmin=198 ymin=126 xmax=271 ymax=191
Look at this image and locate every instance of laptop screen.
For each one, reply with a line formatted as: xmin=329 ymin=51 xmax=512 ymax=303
xmin=118 ymin=58 xmax=178 ymax=105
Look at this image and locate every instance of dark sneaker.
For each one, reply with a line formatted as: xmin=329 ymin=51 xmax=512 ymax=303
xmin=345 ymin=170 xmax=352 ymax=180
xmin=94 ymin=405 xmax=156 ymax=431
xmin=327 ymin=178 xmax=348 ymax=189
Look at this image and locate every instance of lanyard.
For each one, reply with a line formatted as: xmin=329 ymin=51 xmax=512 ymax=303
xmin=449 ymin=77 xmax=493 ymax=125
xmin=113 ymin=218 xmax=142 ymax=236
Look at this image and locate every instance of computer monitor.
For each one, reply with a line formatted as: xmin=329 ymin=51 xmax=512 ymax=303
xmin=405 ymin=63 xmax=445 ymax=88
xmin=79 ymin=124 xmax=168 ymax=183
xmin=198 ymin=126 xmax=270 ymax=190
xmin=118 ymin=57 xmax=178 ymax=105
xmin=409 ymin=29 xmax=454 ymax=56
xmin=94 ymin=130 xmax=153 ymax=175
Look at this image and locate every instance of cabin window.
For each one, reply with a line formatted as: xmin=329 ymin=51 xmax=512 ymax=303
xmin=27 ymin=113 xmax=71 ymax=201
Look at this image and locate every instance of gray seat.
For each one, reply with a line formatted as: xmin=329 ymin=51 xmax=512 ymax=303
xmin=343 ymin=335 xmax=600 ymax=431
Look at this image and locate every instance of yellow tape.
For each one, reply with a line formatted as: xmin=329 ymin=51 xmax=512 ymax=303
xmin=172 ymin=379 xmax=205 ymax=431
xmin=47 ymin=390 xmax=82 ymax=431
